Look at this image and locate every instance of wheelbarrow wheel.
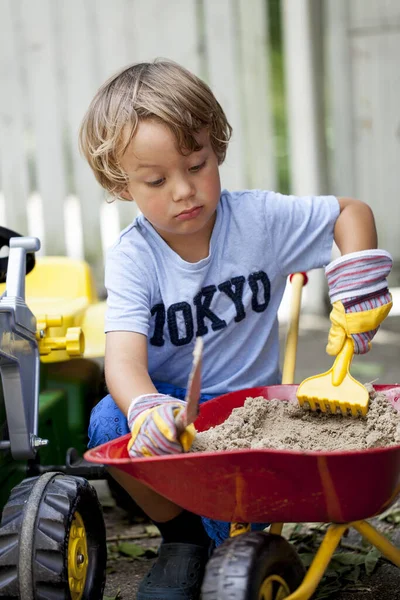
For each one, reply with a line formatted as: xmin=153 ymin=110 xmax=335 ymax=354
xmin=201 ymin=531 xmax=305 ymax=600
xmin=0 ymin=472 xmax=107 ymax=599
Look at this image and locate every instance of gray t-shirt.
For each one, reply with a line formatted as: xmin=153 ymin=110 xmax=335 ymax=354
xmin=105 ymin=189 xmax=340 ymax=393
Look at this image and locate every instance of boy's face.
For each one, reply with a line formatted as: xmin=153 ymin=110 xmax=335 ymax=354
xmin=120 ymin=120 xmax=221 ymax=250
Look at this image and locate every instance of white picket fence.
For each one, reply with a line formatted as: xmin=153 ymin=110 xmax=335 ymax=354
xmin=2 ymin=0 xmax=400 ymax=319
xmin=0 ymin=0 xmax=276 ymax=285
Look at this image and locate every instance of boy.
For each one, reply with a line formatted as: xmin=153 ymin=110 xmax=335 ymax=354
xmin=80 ymin=59 xmax=392 ymax=600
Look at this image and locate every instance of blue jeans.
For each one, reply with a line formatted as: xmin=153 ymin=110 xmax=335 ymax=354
xmin=88 ymin=381 xmax=267 ymax=546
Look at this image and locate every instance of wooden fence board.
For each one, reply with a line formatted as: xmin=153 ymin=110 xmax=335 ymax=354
xmin=0 ymin=0 xmax=284 ymax=280
xmin=93 ymin=0 xmax=139 ymax=232
xmin=20 ymin=0 xmax=67 ymax=255
xmin=0 ymin=0 xmax=29 ymax=233
xmin=327 ymin=0 xmax=400 ymax=261
xmin=350 ymin=0 xmax=400 ymax=29
xmin=59 ymin=0 xmax=105 ymax=274
xmin=351 ymin=30 xmax=400 ymax=256
xmin=238 ymin=0 xmax=276 ymax=189
xmin=126 ymin=0 xmax=200 ymax=72
xmin=203 ymin=0 xmax=246 ymax=190
xmin=325 ymin=0 xmax=355 ymax=197
xmin=94 ymin=0 xmax=202 ymax=231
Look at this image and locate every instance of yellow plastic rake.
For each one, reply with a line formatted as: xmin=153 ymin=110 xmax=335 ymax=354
xmin=282 ymin=272 xmax=369 ymax=417
xmin=297 ymin=337 xmax=369 ymax=417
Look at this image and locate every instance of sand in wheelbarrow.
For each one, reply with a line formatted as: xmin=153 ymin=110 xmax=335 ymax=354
xmin=192 ymin=386 xmax=400 ymax=452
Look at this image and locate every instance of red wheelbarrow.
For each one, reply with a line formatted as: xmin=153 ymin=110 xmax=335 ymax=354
xmin=85 ymin=383 xmax=400 ymax=599
xmin=85 ymin=274 xmax=400 ymax=599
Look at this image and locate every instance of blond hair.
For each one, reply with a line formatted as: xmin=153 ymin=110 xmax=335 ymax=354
xmin=79 ymin=59 xmax=232 ymax=198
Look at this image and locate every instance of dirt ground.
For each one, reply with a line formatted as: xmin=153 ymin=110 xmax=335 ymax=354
xmin=96 ymin=315 xmax=400 ymax=599
xmin=101 ymin=500 xmax=159 ymax=600
xmin=98 ymin=487 xmax=400 ymax=600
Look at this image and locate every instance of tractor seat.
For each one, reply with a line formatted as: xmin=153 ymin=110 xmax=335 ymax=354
xmin=1 ymin=256 xmax=106 ymax=362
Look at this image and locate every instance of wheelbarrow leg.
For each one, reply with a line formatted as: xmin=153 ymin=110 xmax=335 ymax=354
xmin=269 ymin=522 xmax=284 ymax=535
xmin=229 ymin=522 xmax=251 ymax=537
xmin=284 ymin=523 xmax=348 ymax=600
xmin=353 ymin=520 xmax=400 ymax=567
xmin=228 ymin=522 xmax=284 ymax=537
xmin=284 ymin=519 xmax=400 ymax=600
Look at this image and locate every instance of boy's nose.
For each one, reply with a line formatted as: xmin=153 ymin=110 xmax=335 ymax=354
xmin=172 ymin=178 xmax=195 ymax=202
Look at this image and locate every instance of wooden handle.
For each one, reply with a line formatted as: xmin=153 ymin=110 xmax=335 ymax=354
xmin=282 ymin=273 xmax=305 ymax=384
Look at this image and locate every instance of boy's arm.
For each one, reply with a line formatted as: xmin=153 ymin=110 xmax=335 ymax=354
xmin=105 ymin=331 xmax=158 ymax=416
xmin=334 ymin=197 xmax=377 ymax=253
xmin=326 ymin=196 xmax=392 ymax=356
xmin=105 ymin=330 xmax=195 ymax=456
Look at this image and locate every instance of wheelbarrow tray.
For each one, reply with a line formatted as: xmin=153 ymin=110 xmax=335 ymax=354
xmin=85 ymin=384 xmax=400 ymax=524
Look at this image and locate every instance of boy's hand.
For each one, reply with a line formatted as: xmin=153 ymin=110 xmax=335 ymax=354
xmin=325 ymin=250 xmax=393 ymax=355
xmin=127 ymin=393 xmax=196 ymax=457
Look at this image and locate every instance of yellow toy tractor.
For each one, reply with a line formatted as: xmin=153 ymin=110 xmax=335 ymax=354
xmin=0 ymin=227 xmax=108 ymax=599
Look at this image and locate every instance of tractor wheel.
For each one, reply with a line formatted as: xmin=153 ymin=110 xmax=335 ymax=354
xmin=201 ymin=531 xmax=305 ymax=600
xmin=0 ymin=472 xmax=107 ymax=599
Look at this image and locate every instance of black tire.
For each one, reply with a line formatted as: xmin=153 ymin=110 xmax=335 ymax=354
xmin=0 ymin=472 xmax=107 ymax=599
xmin=201 ymin=531 xmax=305 ymax=600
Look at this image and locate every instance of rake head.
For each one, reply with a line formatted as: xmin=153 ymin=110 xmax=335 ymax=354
xmin=297 ymin=371 xmax=369 ymax=417
xmin=296 ymin=338 xmax=370 ymax=417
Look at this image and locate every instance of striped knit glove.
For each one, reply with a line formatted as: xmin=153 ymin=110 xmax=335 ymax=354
xmin=325 ymin=250 xmax=393 ymax=355
xmin=127 ymin=394 xmax=196 ymax=458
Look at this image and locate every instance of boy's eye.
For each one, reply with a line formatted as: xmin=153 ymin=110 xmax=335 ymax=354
xmin=147 ymin=178 xmax=165 ymax=187
xmin=189 ymin=161 xmax=206 ymax=173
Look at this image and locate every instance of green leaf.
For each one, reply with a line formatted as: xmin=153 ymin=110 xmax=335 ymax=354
xmin=145 ymin=524 xmax=161 ymax=537
xmin=297 ymin=552 xmax=315 ymax=567
xmin=324 ymin=567 xmax=341 ymax=578
xmin=343 ymin=564 xmax=361 ymax=582
xmin=378 ymin=506 xmax=400 ymax=524
xmin=364 ymin=546 xmax=381 ymax=576
xmin=115 ymin=541 xmax=158 ymax=559
xmin=331 ymin=552 xmax=366 ymax=566
xmin=314 ymin=579 xmax=342 ymax=599
xmin=116 ymin=542 xmax=147 ymax=558
xmin=103 ymin=589 xmax=121 ymax=600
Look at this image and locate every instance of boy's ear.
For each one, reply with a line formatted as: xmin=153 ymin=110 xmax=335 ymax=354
xmin=120 ymin=188 xmax=133 ymax=201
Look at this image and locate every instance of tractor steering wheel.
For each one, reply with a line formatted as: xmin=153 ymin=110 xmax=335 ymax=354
xmin=0 ymin=226 xmax=36 ymax=284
